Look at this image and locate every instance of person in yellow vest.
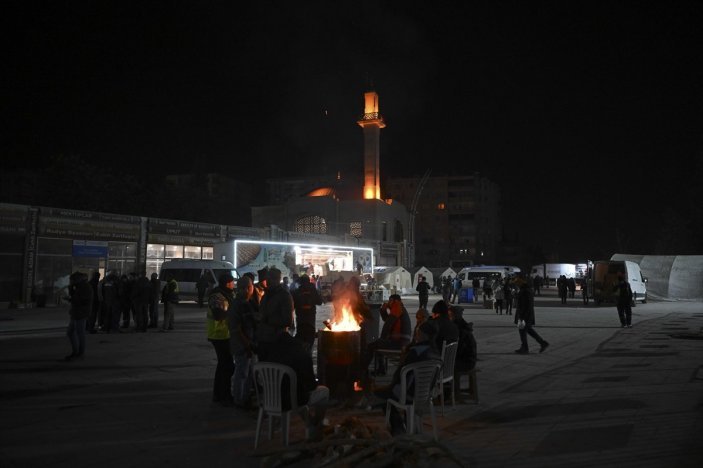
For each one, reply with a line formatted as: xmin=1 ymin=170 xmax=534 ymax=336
xmin=207 ymin=273 xmax=235 ymax=406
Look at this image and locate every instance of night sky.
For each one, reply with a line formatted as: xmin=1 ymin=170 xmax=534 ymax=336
xmin=3 ymin=1 xmax=703 ymax=260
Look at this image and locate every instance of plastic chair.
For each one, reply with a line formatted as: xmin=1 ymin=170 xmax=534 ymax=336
xmin=436 ymin=341 xmax=458 ymax=415
xmin=252 ymin=362 xmax=309 ymax=448
xmin=386 ymin=359 xmax=442 ymax=440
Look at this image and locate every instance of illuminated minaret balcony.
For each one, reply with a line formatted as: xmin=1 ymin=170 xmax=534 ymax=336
xmin=357 ymin=91 xmax=385 ymax=200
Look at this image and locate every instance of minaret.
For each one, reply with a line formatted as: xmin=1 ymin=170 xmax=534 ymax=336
xmin=357 ymin=90 xmax=385 ymax=200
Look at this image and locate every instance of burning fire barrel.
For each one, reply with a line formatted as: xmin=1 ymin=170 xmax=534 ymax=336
xmin=317 ymin=329 xmax=361 ymax=400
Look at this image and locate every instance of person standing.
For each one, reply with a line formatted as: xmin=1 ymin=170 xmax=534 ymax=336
xmin=228 ymin=275 xmax=257 ymax=409
xmin=86 ymin=272 xmax=101 ymax=334
xmin=514 ymin=283 xmax=549 ymax=354
xmin=160 ymin=278 xmax=179 ymax=332
xmin=494 ymin=281 xmax=505 ymax=315
xmin=503 ymin=278 xmax=513 ymax=315
xmin=256 ymin=267 xmax=294 ymax=361
xmin=532 ymin=275 xmax=542 ymax=296
xmin=119 ymin=274 xmax=133 ymax=329
xmin=102 ymin=271 xmax=121 ymax=333
xmin=567 ymin=277 xmax=576 ymax=299
xmin=63 ymin=272 xmax=93 ymax=360
xmin=196 ymin=273 xmax=210 ymax=308
xmin=557 ymin=275 xmax=568 ymax=305
xmin=132 ymin=271 xmax=151 ymax=332
xmin=471 ymin=277 xmax=481 ymax=303
xmin=207 ymin=273 xmax=235 ymax=406
xmin=613 ymin=273 xmax=633 ymax=328
xmin=416 ymin=275 xmax=430 ymax=310
xmin=441 ymin=276 xmax=452 ymax=303
xmin=450 ymin=275 xmax=463 ymax=304
xmin=148 ymin=273 xmax=160 ymax=328
xmin=292 ymin=274 xmax=322 ymax=355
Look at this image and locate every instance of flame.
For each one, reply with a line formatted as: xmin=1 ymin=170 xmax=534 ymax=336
xmin=328 ymin=304 xmax=360 ymax=331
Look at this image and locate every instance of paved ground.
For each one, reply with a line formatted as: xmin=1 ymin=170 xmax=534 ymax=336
xmin=1 ymin=289 xmax=702 ymax=467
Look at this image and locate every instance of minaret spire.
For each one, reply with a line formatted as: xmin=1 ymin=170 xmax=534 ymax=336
xmin=357 ymin=90 xmax=385 ymax=200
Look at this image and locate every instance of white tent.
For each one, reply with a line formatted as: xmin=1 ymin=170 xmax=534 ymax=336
xmin=374 ymin=266 xmax=413 ymax=294
xmin=412 ymin=266 xmax=434 ymax=290
xmin=428 ymin=267 xmax=457 ymax=291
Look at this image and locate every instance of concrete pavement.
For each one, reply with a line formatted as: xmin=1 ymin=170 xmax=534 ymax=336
xmin=1 ymin=289 xmax=701 ymax=467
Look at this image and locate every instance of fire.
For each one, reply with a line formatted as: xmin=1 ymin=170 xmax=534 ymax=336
xmin=328 ymin=304 xmax=360 ymax=331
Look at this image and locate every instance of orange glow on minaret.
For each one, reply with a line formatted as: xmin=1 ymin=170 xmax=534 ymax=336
xmin=357 ymin=90 xmax=385 ymax=200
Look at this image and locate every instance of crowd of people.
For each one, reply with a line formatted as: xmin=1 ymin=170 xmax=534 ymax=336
xmin=60 ymin=264 xmax=641 ymax=440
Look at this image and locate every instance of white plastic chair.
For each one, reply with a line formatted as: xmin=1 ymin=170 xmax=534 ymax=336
xmin=386 ymin=359 xmax=442 ymax=440
xmin=436 ymin=341 xmax=458 ymax=415
xmin=252 ymin=362 xmax=309 ymax=448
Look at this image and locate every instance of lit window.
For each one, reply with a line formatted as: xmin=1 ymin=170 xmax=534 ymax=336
xmin=294 ymin=215 xmax=328 ymax=234
xmin=184 ymin=246 xmax=202 ymax=259
xmin=437 ymin=203 xmax=446 ymax=210
xmin=350 ymin=222 xmax=362 ymax=238
xmin=165 ymin=245 xmax=183 ymax=259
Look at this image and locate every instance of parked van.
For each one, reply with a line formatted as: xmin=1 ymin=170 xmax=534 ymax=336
xmin=591 ymin=260 xmax=647 ymax=305
xmin=530 ymin=263 xmax=576 ymax=287
xmin=457 ymin=266 xmax=518 ymax=288
xmin=158 ymin=259 xmax=238 ymax=300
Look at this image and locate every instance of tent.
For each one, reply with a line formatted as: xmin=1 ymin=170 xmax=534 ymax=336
xmin=373 ymin=266 xmax=413 ymax=294
xmin=427 ymin=267 xmax=457 ymax=292
xmin=412 ymin=266 xmax=434 ymax=290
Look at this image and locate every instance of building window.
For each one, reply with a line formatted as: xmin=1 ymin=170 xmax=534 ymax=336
xmin=349 ymin=222 xmax=362 ymax=238
xmin=294 ymin=215 xmax=328 ymax=234
xmin=165 ymin=245 xmax=183 ymax=259
xmin=437 ymin=203 xmax=446 ymax=210
xmin=183 ymin=246 xmax=202 ymax=259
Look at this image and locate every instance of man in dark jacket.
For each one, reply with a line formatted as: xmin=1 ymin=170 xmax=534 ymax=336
xmin=64 ymin=272 xmax=93 ymax=360
xmin=148 ymin=273 xmax=160 ymax=328
xmin=101 ymin=271 xmax=121 ymax=333
xmin=416 ymin=276 xmax=430 ymax=309
xmin=292 ymin=274 xmax=323 ymax=355
xmin=86 ymin=272 xmax=101 ymax=333
xmin=613 ymin=273 xmax=633 ymax=328
xmin=256 ymin=267 xmax=294 ymax=361
xmin=514 ymin=283 xmax=549 ymax=354
xmin=131 ymin=271 xmax=152 ymax=332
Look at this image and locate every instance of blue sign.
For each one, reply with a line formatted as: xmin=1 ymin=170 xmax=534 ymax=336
xmin=73 ymin=244 xmax=108 ymax=257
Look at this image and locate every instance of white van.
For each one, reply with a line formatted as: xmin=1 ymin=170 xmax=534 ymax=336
xmin=457 ymin=266 xmax=516 ymax=288
xmin=591 ymin=260 xmax=647 ymax=305
xmin=159 ymin=259 xmax=238 ymax=300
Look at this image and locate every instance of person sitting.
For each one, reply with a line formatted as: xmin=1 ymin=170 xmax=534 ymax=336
xmin=360 ymin=294 xmax=412 ymax=376
xmin=428 ymin=300 xmax=459 ymax=351
xmin=265 ymin=331 xmax=330 ymax=441
xmin=372 ymin=321 xmax=441 ymax=435
xmin=449 ymin=305 xmax=477 ymax=399
xmin=411 ymin=307 xmax=430 ymax=344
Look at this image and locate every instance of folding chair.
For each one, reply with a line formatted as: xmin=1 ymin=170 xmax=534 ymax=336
xmin=436 ymin=340 xmax=458 ymax=415
xmin=252 ymin=362 xmax=309 ymax=448
xmin=386 ymin=359 xmax=442 ymax=440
